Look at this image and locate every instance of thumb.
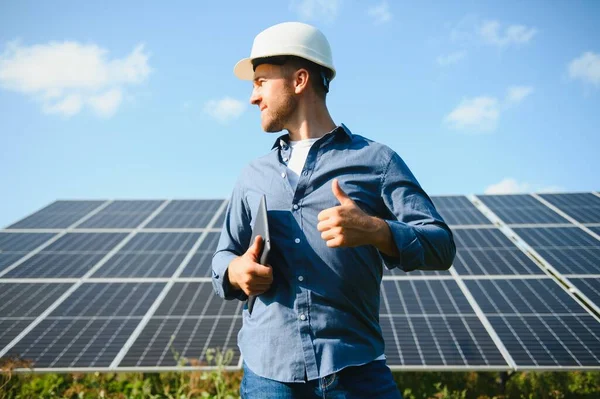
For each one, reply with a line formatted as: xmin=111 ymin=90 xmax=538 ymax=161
xmin=247 ymin=235 xmax=263 ymax=261
xmin=332 ymin=178 xmax=352 ymax=205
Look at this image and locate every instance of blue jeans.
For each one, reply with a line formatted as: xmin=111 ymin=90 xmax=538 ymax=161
xmin=241 ymin=360 xmax=402 ymax=399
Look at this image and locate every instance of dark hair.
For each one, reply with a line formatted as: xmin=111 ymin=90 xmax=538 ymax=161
xmin=252 ymin=55 xmax=332 ymax=99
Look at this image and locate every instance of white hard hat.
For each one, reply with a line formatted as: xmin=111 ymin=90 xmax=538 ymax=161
xmin=234 ymin=22 xmax=336 ymax=81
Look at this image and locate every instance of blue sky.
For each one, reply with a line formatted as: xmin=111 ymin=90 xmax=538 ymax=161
xmin=1 ymin=0 xmax=599 ymax=229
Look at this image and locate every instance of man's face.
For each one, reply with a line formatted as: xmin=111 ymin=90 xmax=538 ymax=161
xmin=250 ymin=64 xmax=297 ymax=132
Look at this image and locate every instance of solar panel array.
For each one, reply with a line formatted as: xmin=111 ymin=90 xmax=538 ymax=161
xmin=1 ymin=193 xmax=599 ymax=372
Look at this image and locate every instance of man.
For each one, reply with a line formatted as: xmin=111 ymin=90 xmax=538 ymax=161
xmin=212 ymin=21 xmax=456 ymax=398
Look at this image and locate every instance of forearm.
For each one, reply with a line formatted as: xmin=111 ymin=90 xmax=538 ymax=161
xmin=369 ymin=216 xmax=456 ymax=271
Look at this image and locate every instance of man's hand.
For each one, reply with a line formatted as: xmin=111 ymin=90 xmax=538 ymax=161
xmin=317 ymin=178 xmax=383 ymax=248
xmin=227 ymin=235 xmax=273 ymax=296
xmin=317 ymin=179 xmax=400 ymax=256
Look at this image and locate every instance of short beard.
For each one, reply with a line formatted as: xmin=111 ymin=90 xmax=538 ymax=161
xmin=263 ymin=85 xmax=297 ymax=133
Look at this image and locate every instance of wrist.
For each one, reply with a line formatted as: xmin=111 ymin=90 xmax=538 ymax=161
xmin=227 ymin=258 xmax=241 ymax=290
xmin=367 ymin=216 xmax=388 ymax=247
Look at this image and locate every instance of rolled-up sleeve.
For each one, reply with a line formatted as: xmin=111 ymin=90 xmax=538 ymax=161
xmin=212 ymin=174 xmax=251 ymax=301
xmin=379 ymin=151 xmax=456 ymax=271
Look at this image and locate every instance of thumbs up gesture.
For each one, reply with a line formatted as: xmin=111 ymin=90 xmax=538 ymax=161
xmin=317 ymin=178 xmax=380 ymax=248
xmin=227 ymin=235 xmax=274 ymax=296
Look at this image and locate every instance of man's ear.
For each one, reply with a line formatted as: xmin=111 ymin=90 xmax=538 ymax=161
xmin=293 ymin=68 xmax=310 ymax=95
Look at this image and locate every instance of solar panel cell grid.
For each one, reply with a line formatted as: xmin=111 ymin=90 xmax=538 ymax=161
xmin=569 ymin=278 xmax=600 ymax=309
xmin=6 ymin=201 xmax=106 ymax=229
xmin=119 ymin=317 xmax=242 ymax=367
xmin=513 ymin=227 xmax=600 ymax=275
xmin=1 ymin=283 xmax=164 ymax=368
xmin=49 ymin=283 xmax=164 ymax=317
xmin=465 ymin=278 xmax=600 ymax=367
xmin=478 ymin=195 xmax=569 ymax=225
xmin=180 ymin=233 xmax=219 ymax=277
xmin=430 ymin=196 xmax=492 ymax=226
xmin=0 ymin=283 xmax=71 ymax=318
xmin=4 ymin=233 xmax=129 ymax=278
xmin=145 ymin=200 xmax=223 ymax=229
xmin=539 ymin=193 xmax=600 ymax=224
xmin=379 ymin=280 xmax=508 ymax=367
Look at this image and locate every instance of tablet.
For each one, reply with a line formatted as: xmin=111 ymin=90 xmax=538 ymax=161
xmin=247 ymin=195 xmax=271 ymax=314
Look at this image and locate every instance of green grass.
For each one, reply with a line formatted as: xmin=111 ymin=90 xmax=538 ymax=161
xmin=2 ymin=351 xmax=600 ymax=399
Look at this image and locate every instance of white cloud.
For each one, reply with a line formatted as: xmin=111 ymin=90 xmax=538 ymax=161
xmin=436 ymin=50 xmax=466 ymax=66
xmin=479 ymin=20 xmax=537 ymax=47
xmin=203 ymin=97 xmax=246 ymax=123
xmin=568 ymin=51 xmax=600 ymax=87
xmin=42 ymin=94 xmax=83 ymax=117
xmin=0 ymin=40 xmax=151 ymax=118
xmin=87 ymin=88 xmax=122 ymax=118
xmin=506 ymin=86 xmax=533 ymax=105
xmin=445 ymin=85 xmax=533 ymax=132
xmin=289 ymin=0 xmax=341 ymax=22
xmin=444 ymin=96 xmax=499 ymax=132
xmin=368 ymin=1 xmax=392 ymax=25
xmin=485 ymin=178 xmax=563 ymax=194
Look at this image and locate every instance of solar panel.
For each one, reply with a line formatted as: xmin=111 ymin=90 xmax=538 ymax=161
xmin=145 ymin=200 xmax=224 ymax=228
xmin=1 ymin=194 xmax=599 ymax=372
xmin=2 ymin=233 xmax=129 ymax=278
xmin=77 ymin=200 xmax=164 ymax=229
xmin=92 ymin=232 xmax=203 ymax=278
xmin=119 ymin=282 xmax=242 ymax=368
xmin=0 ymin=232 xmax=57 ymax=272
xmin=465 ymin=278 xmax=600 ymax=367
xmin=513 ymin=227 xmax=600 ymax=275
xmin=538 ymin=193 xmax=600 ymax=224
xmin=568 ymin=278 xmax=600 ymax=311
xmin=431 ymin=196 xmax=492 ymax=226
xmin=380 ymin=280 xmax=507 ymax=367
xmin=0 ymin=283 xmax=71 ymax=318
xmin=3 ymin=283 xmax=164 ymax=368
xmin=451 ymin=228 xmax=545 ymax=276
xmin=6 ymin=200 xmax=106 ymax=229
xmin=478 ymin=195 xmax=570 ymax=225
xmin=180 ymin=232 xmax=220 ymax=277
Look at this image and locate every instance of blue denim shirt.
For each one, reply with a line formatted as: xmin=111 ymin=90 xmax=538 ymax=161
xmin=212 ymin=124 xmax=455 ymax=382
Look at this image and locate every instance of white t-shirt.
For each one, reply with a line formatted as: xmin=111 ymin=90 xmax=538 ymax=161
xmin=286 ymin=138 xmax=320 ymax=190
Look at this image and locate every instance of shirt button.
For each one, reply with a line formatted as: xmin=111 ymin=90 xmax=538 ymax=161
xmin=295 ymin=238 xmax=300 ymax=244
xmin=299 ymin=314 xmax=306 ymax=321
xmin=281 ymin=172 xmax=286 ymax=178
xmin=298 ymin=276 xmax=304 ymax=282
xmin=283 ymin=157 xmax=289 ymax=162
xmin=293 ymin=204 xmax=299 ymax=210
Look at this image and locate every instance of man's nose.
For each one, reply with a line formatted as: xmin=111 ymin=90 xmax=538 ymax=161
xmin=250 ymin=89 xmax=260 ymax=105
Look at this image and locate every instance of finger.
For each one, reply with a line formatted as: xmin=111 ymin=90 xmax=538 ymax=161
xmin=318 ymin=208 xmax=332 ymax=222
xmin=247 ymin=235 xmax=264 ymax=260
xmin=321 ymin=227 xmax=341 ymax=241
xmin=317 ymin=219 xmax=332 ymax=232
xmin=332 ymin=178 xmax=352 ymax=205
xmin=251 ymin=263 xmax=273 ymax=278
xmin=326 ymin=236 xmax=344 ymax=248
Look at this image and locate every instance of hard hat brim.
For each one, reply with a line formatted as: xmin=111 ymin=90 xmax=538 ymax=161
xmin=234 ymin=58 xmax=254 ymax=81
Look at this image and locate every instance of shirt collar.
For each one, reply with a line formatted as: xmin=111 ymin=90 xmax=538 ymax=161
xmin=271 ymin=123 xmax=353 ymax=150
